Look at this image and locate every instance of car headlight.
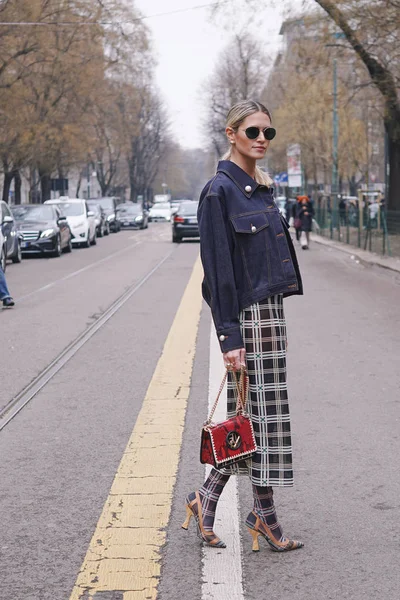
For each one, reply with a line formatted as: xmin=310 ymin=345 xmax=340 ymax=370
xmin=40 ymin=229 xmax=56 ymax=238
xmin=135 ymin=215 xmax=143 ymax=222
xmin=107 ymin=213 xmax=115 ymax=222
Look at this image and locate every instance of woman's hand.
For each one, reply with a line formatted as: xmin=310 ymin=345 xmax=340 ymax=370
xmin=223 ymin=348 xmax=246 ymax=371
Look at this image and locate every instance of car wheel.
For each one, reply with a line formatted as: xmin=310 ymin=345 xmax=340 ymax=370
xmin=91 ymin=231 xmax=97 ymax=245
xmin=1 ymin=245 xmax=6 ymax=272
xmin=83 ymin=233 xmax=91 ymax=248
xmin=64 ymin=236 xmax=72 ymax=253
xmin=53 ymin=235 xmax=62 ymax=257
xmin=172 ymin=233 xmax=182 ymax=243
xmin=12 ymin=242 xmax=22 ymax=263
xmin=104 ymin=223 xmax=110 ymax=236
xmin=98 ymin=225 xmax=104 ymax=238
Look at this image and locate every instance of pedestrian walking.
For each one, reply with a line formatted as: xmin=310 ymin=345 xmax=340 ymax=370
xmin=295 ymin=195 xmax=314 ymax=249
xmin=292 ymin=199 xmax=302 ymax=241
xmin=0 ymin=263 xmax=15 ymax=308
xmin=339 ymin=197 xmax=347 ymax=226
xmin=182 ymin=100 xmax=304 ymax=553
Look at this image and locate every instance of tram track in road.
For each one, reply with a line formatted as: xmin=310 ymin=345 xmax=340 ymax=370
xmin=16 ymin=239 xmax=142 ymax=303
xmin=0 ymin=246 xmax=176 ymax=432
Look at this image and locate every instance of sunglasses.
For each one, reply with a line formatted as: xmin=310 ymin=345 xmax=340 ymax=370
xmin=242 ymin=126 xmax=276 ymax=140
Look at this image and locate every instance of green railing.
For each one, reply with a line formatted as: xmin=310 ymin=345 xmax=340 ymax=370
xmin=314 ymin=206 xmax=400 ymax=257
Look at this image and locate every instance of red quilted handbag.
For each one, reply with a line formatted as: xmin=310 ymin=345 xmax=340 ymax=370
xmin=200 ymin=367 xmax=256 ymax=468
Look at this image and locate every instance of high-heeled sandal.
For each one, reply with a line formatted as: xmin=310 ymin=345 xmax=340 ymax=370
xmin=181 ymin=491 xmax=226 ymax=548
xmin=246 ymin=511 xmax=304 ymax=552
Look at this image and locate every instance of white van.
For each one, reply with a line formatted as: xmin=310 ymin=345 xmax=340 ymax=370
xmin=45 ymin=197 xmax=96 ymax=247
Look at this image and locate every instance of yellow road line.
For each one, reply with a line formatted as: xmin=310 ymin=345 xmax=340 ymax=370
xmin=69 ymin=256 xmax=203 ymax=600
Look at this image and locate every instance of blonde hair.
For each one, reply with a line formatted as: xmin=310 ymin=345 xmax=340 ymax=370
xmin=221 ymin=100 xmax=273 ymax=187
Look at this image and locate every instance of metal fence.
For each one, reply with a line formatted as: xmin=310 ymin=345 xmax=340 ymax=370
xmin=314 ymin=205 xmax=400 ymax=258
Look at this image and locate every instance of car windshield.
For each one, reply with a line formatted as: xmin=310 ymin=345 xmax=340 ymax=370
xmin=177 ymin=202 xmax=198 ymax=215
xmin=118 ymin=204 xmax=141 ymax=215
xmin=153 ymin=203 xmax=170 ymax=210
xmin=12 ymin=205 xmax=54 ymax=221
xmin=97 ymin=198 xmax=114 ymax=209
xmin=54 ymin=202 xmax=84 ymax=216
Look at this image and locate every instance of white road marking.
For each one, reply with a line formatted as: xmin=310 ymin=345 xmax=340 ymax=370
xmin=201 ymin=324 xmax=245 ymax=600
xmin=17 ymin=241 xmax=141 ymax=302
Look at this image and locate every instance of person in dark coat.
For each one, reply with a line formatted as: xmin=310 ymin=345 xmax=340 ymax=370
xmin=339 ymin=197 xmax=347 ymax=226
xmin=292 ymin=199 xmax=302 ymax=241
xmin=295 ymin=195 xmax=314 ymax=249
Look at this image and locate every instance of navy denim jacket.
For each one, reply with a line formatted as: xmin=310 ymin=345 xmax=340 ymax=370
xmin=198 ymin=160 xmax=303 ymax=353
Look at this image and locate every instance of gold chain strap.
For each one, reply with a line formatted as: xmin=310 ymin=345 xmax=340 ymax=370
xmin=205 ymin=366 xmax=249 ymax=426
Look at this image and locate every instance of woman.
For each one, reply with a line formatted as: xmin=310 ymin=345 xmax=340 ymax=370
xmin=182 ymin=100 xmax=304 ymax=553
xmin=295 ymin=195 xmax=314 ymax=249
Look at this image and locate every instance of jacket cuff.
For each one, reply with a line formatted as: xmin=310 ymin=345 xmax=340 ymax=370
xmin=217 ymin=327 xmax=244 ymax=352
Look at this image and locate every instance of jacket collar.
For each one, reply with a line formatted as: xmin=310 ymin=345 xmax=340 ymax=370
xmin=217 ymin=160 xmax=269 ymax=198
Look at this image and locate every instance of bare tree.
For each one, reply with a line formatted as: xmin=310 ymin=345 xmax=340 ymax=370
xmin=203 ymin=33 xmax=271 ymax=155
xmin=214 ymin=0 xmax=400 ymax=208
xmin=313 ymin=0 xmax=400 ymax=210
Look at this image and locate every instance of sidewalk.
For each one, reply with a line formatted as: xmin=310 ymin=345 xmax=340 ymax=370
xmin=310 ymin=232 xmax=400 ymax=274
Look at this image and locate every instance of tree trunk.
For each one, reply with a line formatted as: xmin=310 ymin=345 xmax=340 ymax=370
xmin=348 ymin=175 xmax=357 ymax=197
xmin=128 ymin=158 xmax=137 ymax=202
xmin=314 ymin=0 xmax=400 ymax=209
xmin=387 ymin=124 xmax=400 ymax=212
xmin=2 ymin=171 xmax=13 ymax=203
xmin=75 ymin=174 xmax=82 ymax=198
xmin=14 ymin=170 xmax=21 ymax=204
xmin=39 ymin=170 xmax=52 ymax=202
xmin=100 ymin=178 xmax=109 ymax=196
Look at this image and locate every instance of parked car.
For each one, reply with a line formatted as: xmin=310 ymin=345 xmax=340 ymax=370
xmin=170 ymin=198 xmax=192 ymax=216
xmin=87 ymin=200 xmax=110 ymax=237
xmin=117 ymin=203 xmax=149 ymax=229
xmin=172 ymin=200 xmax=199 ymax=243
xmin=44 ymin=198 xmax=96 ymax=248
xmin=149 ymin=202 xmax=171 ymax=222
xmin=12 ymin=203 xmax=72 ymax=257
xmin=93 ymin=197 xmax=121 ymax=232
xmin=1 ymin=200 xmax=22 ymax=264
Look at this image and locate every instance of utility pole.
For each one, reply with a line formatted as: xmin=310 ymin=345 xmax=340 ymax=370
xmin=366 ymin=99 xmax=370 ymax=190
xmin=332 ymin=58 xmax=339 ymax=229
xmin=87 ymin=164 xmax=90 ymax=200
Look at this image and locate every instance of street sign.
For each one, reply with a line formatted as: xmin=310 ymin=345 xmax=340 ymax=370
xmin=287 ymin=144 xmax=302 ymax=188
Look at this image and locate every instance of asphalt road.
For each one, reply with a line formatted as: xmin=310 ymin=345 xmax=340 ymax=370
xmin=1 ymin=225 xmax=399 ymax=600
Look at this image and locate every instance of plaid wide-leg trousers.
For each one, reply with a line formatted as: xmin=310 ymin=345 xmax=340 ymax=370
xmin=220 ymin=295 xmax=294 ymax=487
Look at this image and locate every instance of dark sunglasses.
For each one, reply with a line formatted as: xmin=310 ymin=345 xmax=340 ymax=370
xmin=242 ymin=126 xmax=276 ymax=140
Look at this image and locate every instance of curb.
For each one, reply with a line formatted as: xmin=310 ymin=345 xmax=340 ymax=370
xmin=306 ymin=233 xmax=400 ymax=275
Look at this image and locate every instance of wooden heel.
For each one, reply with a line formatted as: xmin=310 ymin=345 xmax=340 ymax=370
xmin=182 ymin=505 xmax=193 ymax=530
xmin=248 ymin=527 xmax=260 ymax=552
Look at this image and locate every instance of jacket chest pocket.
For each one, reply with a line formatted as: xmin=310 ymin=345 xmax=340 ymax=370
xmin=230 ymin=211 xmax=271 ymax=290
xmin=230 ymin=211 xmax=269 ymax=256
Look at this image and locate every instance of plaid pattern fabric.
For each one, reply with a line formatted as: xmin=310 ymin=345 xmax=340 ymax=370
xmin=220 ymin=295 xmax=294 ymax=487
xmin=252 ymin=485 xmax=284 ymax=541
xmin=197 ymin=470 xmax=230 ymax=530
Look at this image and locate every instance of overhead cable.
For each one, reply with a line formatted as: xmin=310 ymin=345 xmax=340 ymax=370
xmin=0 ymin=0 xmax=231 ymax=26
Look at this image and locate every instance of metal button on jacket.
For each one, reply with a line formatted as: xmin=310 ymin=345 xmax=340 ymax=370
xmin=245 ymin=185 xmax=252 ymax=193
xmin=219 ymin=334 xmax=226 ymax=341
xmin=251 ymin=225 xmax=256 ymax=233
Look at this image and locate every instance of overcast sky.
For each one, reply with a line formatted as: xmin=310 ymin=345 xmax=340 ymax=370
xmin=134 ymin=0 xmax=287 ymax=149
